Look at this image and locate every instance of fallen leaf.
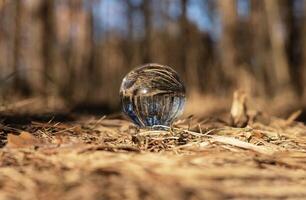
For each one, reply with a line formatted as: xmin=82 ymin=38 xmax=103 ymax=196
xmin=6 ymin=131 xmax=40 ymax=148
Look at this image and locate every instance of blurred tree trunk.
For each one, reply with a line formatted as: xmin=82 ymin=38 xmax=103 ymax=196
xmin=68 ymin=0 xmax=86 ymax=101
xmin=12 ymin=0 xmax=22 ymax=93
xmin=123 ymin=0 xmax=134 ymax=68
xmin=40 ymin=0 xmax=55 ymax=96
xmin=282 ymin=0 xmax=303 ymax=96
xmin=179 ymin=0 xmax=188 ymax=75
xmin=141 ymin=0 xmax=151 ymax=63
xmin=303 ymin=1 xmax=306 ymax=100
xmin=181 ymin=0 xmax=200 ymax=93
xmin=264 ymin=0 xmax=291 ymax=91
xmin=250 ymin=0 xmax=272 ymax=95
xmin=0 ymin=3 xmax=4 ymax=79
xmin=0 ymin=2 xmax=17 ymax=97
xmin=85 ymin=2 xmax=97 ymax=100
xmin=13 ymin=1 xmax=30 ymax=95
xmin=217 ymin=0 xmax=238 ymax=87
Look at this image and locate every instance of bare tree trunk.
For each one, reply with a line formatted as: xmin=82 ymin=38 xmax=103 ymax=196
xmin=141 ymin=0 xmax=151 ymax=63
xmin=250 ymin=0 xmax=272 ymax=96
xmin=180 ymin=0 xmax=200 ymax=93
xmin=302 ymin=1 xmax=306 ymax=100
xmin=0 ymin=2 xmax=15 ymax=97
xmin=12 ymin=1 xmax=31 ymax=96
xmin=68 ymin=0 xmax=87 ymax=101
xmin=123 ymin=0 xmax=134 ymax=68
xmin=85 ymin=1 xmax=99 ymax=101
xmin=282 ymin=0 xmax=303 ymax=96
xmin=40 ymin=0 xmax=55 ymax=97
xmin=217 ymin=0 xmax=239 ymax=87
xmin=264 ymin=0 xmax=291 ymax=91
xmin=179 ymin=0 xmax=188 ymax=73
xmin=12 ymin=0 xmax=22 ymax=93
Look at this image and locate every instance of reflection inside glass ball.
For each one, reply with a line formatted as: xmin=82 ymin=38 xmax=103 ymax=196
xmin=120 ymin=63 xmax=186 ymax=129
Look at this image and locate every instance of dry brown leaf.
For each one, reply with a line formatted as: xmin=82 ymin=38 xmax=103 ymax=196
xmin=6 ymin=131 xmax=40 ymax=148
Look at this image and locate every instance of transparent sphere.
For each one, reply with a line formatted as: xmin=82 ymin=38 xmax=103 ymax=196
xmin=120 ymin=63 xmax=186 ymax=128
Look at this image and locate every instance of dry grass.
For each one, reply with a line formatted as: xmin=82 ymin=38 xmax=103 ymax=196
xmin=0 ymin=94 xmax=306 ymax=200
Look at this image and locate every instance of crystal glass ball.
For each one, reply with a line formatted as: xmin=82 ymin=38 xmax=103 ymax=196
xmin=120 ymin=63 xmax=186 ymax=128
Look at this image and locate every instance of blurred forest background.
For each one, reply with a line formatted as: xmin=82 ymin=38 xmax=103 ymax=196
xmin=0 ymin=0 xmax=306 ymax=116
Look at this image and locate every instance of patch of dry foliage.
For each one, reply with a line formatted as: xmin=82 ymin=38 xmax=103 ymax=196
xmin=0 ymin=93 xmax=306 ymax=200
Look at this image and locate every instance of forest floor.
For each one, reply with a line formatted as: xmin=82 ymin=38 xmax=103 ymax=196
xmin=0 ymin=93 xmax=306 ymax=200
